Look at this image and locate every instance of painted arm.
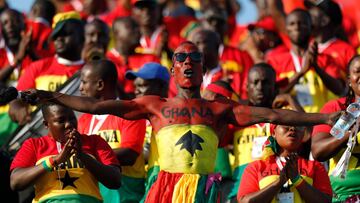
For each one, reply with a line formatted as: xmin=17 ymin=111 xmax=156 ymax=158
xmin=229 ymin=105 xmax=339 ymax=127
xmin=26 ymin=89 xmax=150 ymax=120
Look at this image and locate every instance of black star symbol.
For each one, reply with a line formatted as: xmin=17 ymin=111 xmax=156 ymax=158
xmin=57 ymin=170 xmax=79 ymax=189
xmin=175 ymin=130 xmax=204 ymax=156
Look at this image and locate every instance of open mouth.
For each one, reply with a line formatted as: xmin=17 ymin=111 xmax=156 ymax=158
xmin=183 ymin=69 xmax=193 ymax=78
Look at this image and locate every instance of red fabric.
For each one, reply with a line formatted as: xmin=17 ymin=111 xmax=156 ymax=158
xmin=106 ymin=50 xmax=160 ymax=93
xmin=10 ymin=134 xmax=119 ymax=171
xmin=267 ymin=51 xmax=340 ymax=79
xmin=26 ymin=20 xmax=55 ymax=58
xmin=145 ymin=171 xmax=183 ymax=203
xmin=16 ymin=57 xmax=83 ymax=91
xmin=77 ymin=113 xmax=146 ymax=154
xmin=318 ymin=39 xmax=356 ymax=78
xmin=312 ymin=97 xmax=347 ymax=136
xmin=100 ymin=4 xmax=132 ymax=26
xmin=0 ymin=48 xmax=33 ymax=73
xmin=206 ymin=83 xmax=232 ymax=98
xmin=220 ymin=45 xmax=254 ymax=99
xmin=237 ymin=155 xmax=332 ymax=200
xmin=228 ymin=25 xmax=248 ymax=48
xmin=282 ymin=0 xmax=305 ymax=14
xmin=265 ymin=44 xmax=289 ymax=61
xmin=163 ymin=16 xmax=197 ymax=50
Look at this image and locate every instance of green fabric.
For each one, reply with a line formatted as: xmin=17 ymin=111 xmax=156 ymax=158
xmin=228 ymin=164 xmax=249 ymax=199
xmin=194 ymin=174 xmax=220 ymax=203
xmin=214 ymin=148 xmax=232 ymax=178
xmin=38 ymin=194 xmax=101 ymax=203
xmin=0 ymin=113 xmax=18 ymax=147
xmin=330 ymin=169 xmax=360 ymax=202
xmin=141 ymin=166 xmax=160 ymax=203
xmin=100 ymin=175 xmax=145 ymax=203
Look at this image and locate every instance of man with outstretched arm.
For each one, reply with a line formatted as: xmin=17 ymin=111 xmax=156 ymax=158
xmin=21 ymin=41 xmax=339 ymax=202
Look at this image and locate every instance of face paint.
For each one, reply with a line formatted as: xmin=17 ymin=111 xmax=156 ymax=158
xmin=172 ymin=43 xmax=203 ymax=89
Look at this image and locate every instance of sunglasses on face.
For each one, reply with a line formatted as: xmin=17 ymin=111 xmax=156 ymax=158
xmin=173 ymin=52 xmax=202 ymax=62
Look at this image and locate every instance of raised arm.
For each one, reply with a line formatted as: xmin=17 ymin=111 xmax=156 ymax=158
xmin=27 ymin=89 xmax=150 ymax=120
xmin=228 ymin=105 xmax=338 ymax=127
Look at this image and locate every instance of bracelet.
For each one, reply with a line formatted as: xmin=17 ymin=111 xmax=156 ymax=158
xmin=292 ymin=176 xmax=304 ymax=188
xmin=42 ymin=157 xmax=55 ymax=172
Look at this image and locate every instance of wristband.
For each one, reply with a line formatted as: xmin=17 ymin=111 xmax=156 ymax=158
xmin=292 ymin=175 xmax=304 ymax=188
xmin=42 ymin=157 xmax=55 ymax=172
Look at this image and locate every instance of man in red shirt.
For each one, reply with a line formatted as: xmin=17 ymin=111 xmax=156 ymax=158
xmin=0 ymin=9 xmax=34 ymax=86
xmin=267 ymin=9 xmax=344 ymax=113
xmin=106 ymin=16 xmax=159 ymax=96
xmin=77 ymin=59 xmax=146 ymax=203
xmin=306 ymin=0 xmax=355 ymax=79
xmin=26 ymin=0 xmax=56 ymax=59
xmin=10 ymin=102 xmax=121 ymax=203
xmin=9 ymin=11 xmax=85 ymax=125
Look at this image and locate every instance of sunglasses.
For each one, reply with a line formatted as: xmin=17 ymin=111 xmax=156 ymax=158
xmin=173 ymin=52 xmax=202 ymax=62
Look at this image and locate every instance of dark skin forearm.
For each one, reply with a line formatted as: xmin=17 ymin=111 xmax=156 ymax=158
xmin=231 ymin=106 xmax=336 ymax=127
xmin=314 ymin=64 xmax=344 ymax=95
xmin=267 ymin=0 xmax=286 ymax=34
xmin=113 ymin=148 xmax=139 ymax=166
xmin=239 ymin=179 xmax=282 ymax=203
xmin=280 ymin=72 xmax=304 ymax=94
xmin=312 ymin=132 xmax=349 ymax=162
xmin=10 ymin=164 xmax=49 ymax=190
xmin=77 ymin=152 xmax=121 ymax=189
xmin=296 ymin=180 xmax=331 ymax=203
xmin=0 ymin=65 xmax=15 ymax=82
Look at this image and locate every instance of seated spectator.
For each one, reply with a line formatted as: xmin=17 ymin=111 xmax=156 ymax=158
xmin=312 ymin=55 xmax=360 ymax=202
xmin=238 ymin=124 xmax=332 ymax=203
xmin=82 ymin=18 xmax=109 ymax=62
xmin=10 ymin=102 xmax=121 ymax=203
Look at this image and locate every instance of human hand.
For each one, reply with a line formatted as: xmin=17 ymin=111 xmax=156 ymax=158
xmin=285 ymin=153 xmax=299 ymax=180
xmin=302 ymin=41 xmax=318 ymax=74
xmin=15 ymin=28 xmax=32 ymax=65
xmin=8 ymin=100 xmax=31 ymax=125
xmin=155 ymin=26 xmax=168 ymax=57
xmin=327 ymin=111 xmax=343 ymax=126
xmin=272 ymin=94 xmax=293 ymax=109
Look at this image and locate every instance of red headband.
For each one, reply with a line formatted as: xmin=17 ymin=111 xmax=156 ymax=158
xmin=206 ymin=83 xmax=232 ymax=98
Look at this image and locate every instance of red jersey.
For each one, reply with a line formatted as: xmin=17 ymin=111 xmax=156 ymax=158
xmin=267 ymin=50 xmax=340 ymax=112
xmin=16 ymin=56 xmax=84 ymax=91
xmin=0 ymin=47 xmax=33 ymax=87
xmin=163 ymin=16 xmax=196 ymax=50
xmin=265 ymin=44 xmax=289 ymax=61
xmin=10 ymin=134 xmax=119 ymax=202
xmin=318 ymin=38 xmax=355 ymax=79
xmin=237 ymin=155 xmax=332 ymax=202
xmin=100 ymin=4 xmax=131 ymax=27
xmin=220 ymin=45 xmax=254 ymax=99
xmin=106 ymin=49 xmax=160 ymax=93
xmin=26 ymin=18 xmax=55 ymax=58
xmin=78 ymin=113 xmax=146 ymax=178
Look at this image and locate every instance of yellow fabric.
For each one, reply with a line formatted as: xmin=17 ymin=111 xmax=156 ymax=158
xmin=35 ymin=75 xmax=69 ymax=91
xmin=279 ymin=70 xmax=336 ymax=113
xmin=52 ymin=11 xmax=81 ymax=28
xmin=0 ymin=105 xmax=9 ymax=114
xmin=328 ymin=145 xmax=360 ymax=174
xmin=233 ymin=124 xmax=271 ymax=167
xmin=259 ymin=175 xmax=313 ymax=203
xmin=148 ymin=127 xmax=159 ymax=170
xmin=172 ymin=174 xmax=200 ymax=203
xmin=185 ymin=0 xmax=200 ymax=10
xmin=221 ymin=60 xmax=243 ymax=73
xmin=156 ymin=124 xmax=219 ymax=174
xmin=33 ymin=155 xmax=102 ymax=202
xmin=97 ymin=129 xmax=122 ymax=149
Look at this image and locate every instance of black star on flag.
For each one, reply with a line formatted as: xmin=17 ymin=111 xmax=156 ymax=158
xmin=58 ymin=170 xmax=79 ymax=189
xmin=175 ymin=130 xmax=204 ymax=156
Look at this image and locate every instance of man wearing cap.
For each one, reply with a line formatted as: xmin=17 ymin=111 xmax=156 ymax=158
xmin=125 ymin=62 xmax=169 ymax=202
xmin=9 ymin=11 xmax=85 ymax=125
xmin=77 ymin=59 xmax=146 ymax=203
xmin=22 ymin=41 xmax=340 ymax=202
xmin=306 ymin=0 xmax=355 ymax=79
xmin=107 ymin=16 xmax=160 ymax=97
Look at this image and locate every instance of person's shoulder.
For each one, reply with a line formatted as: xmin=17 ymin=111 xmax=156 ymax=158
xmin=26 ymin=57 xmax=54 ymax=70
xmin=332 ymin=39 xmax=354 ymax=49
xmin=321 ymin=97 xmax=346 ymax=112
